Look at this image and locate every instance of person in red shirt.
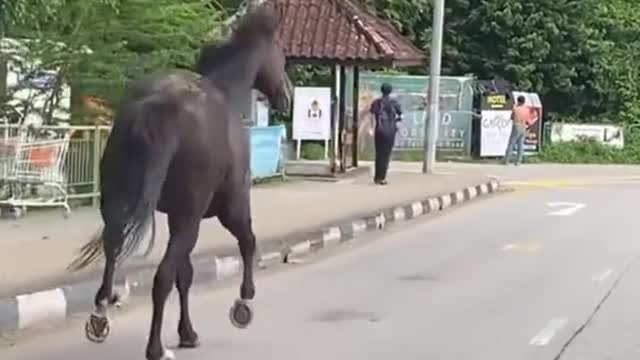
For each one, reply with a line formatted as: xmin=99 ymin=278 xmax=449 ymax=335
xmin=503 ymin=95 xmax=528 ymax=165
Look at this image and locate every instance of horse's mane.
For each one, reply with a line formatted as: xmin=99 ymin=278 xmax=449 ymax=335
xmin=195 ymin=5 xmax=280 ymax=76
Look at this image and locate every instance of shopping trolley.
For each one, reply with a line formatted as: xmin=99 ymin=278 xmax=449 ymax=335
xmin=0 ymin=126 xmax=75 ymax=219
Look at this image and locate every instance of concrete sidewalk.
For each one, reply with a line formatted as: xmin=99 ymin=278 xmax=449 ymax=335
xmin=0 ymin=164 xmax=497 ymax=298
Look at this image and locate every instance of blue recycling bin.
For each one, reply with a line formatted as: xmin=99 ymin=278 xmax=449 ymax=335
xmin=248 ymin=125 xmax=285 ymax=180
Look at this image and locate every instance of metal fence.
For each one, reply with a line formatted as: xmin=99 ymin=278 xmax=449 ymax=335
xmin=1 ymin=124 xmax=110 ymax=207
xmin=1 ymin=123 xmax=286 ymax=210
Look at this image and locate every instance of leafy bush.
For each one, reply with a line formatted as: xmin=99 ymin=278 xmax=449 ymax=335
xmin=529 ymin=134 xmax=640 ymax=164
xmin=301 ymin=142 xmax=326 ymax=160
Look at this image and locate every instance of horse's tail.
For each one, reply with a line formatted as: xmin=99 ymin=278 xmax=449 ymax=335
xmin=67 ymin=95 xmax=179 ymax=272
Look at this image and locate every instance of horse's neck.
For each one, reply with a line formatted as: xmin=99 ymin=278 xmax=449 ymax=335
xmin=206 ymin=44 xmax=264 ymax=103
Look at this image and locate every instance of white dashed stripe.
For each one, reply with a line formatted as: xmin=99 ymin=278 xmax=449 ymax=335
xmin=529 ymin=318 xmax=568 ymax=346
xmin=259 ymin=252 xmax=281 ymax=267
xmin=479 ymin=183 xmax=489 ymax=194
xmin=215 ymin=256 xmax=241 ymax=279
xmin=489 ymin=180 xmax=499 ymax=191
xmin=467 ymin=186 xmax=478 ymax=199
xmin=323 ymin=227 xmax=342 ymax=246
xmin=289 ymin=240 xmax=312 ymax=256
xmin=375 ymin=213 xmax=386 ymax=228
xmin=427 ymin=198 xmax=439 ymax=211
xmin=411 ymin=202 xmax=424 ymax=216
xmin=17 ymin=288 xmax=67 ymax=330
xmin=393 ymin=207 xmax=406 ymax=221
xmin=440 ymin=195 xmax=452 ymax=209
xmin=351 ymin=220 xmax=367 ymax=234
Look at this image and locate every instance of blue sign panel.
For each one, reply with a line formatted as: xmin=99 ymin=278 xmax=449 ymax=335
xmin=249 ymin=125 xmax=285 ymax=179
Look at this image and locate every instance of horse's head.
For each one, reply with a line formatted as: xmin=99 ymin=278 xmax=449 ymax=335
xmin=232 ymin=5 xmax=291 ymax=113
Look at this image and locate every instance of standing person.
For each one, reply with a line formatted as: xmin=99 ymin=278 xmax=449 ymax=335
xmin=503 ymin=95 xmax=528 ymax=166
xmin=369 ymin=82 xmax=403 ymax=185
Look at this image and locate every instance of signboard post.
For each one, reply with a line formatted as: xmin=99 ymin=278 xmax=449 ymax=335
xmin=479 ymin=92 xmax=513 ymax=157
xmin=292 ymin=86 xmax=332 ymax=160
xmin=550 ymin=123 xmax=624 ymax=148
xmin=357 ymin=73 xmax=475 ymax=160
xmin=478 ymin=90 xmax=544 ymax=157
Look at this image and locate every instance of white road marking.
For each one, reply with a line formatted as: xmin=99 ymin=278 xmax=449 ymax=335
xmin=592 ymin=269 xmax=613 ymax=282
xmin=546 ymin=202 xmax=587 ymax=216
xmin=501 ymin=243 xmax=540 ymax=252
xmin=529 ymin=317 xmax=569 ymax=346
xmin=17 ymin=288 xmax=67 ymax=330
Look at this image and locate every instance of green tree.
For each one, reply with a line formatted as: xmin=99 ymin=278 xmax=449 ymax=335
xmin=362 ymin=0 xmax=640 ymax=125
xmin=2 ymin=0 xmax=225 ymax=124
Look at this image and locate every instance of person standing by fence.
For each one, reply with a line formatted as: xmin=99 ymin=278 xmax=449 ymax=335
xmin=369 ymin=82 xmax=403 ymax=185
xmin=503 ymin=95 xmax=528 ymax=166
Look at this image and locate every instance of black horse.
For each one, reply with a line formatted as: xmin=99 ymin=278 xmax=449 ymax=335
xmin=68 ymin=6 xmax=289 ymax=360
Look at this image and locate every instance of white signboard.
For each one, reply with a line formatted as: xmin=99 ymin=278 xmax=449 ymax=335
xmin=292 ymin=87 xmax=331 ymax=140
xmin=480 ymin=110 xmax=513 ymax=156
xmin=550 ymin=123 xmax=624 ymax=148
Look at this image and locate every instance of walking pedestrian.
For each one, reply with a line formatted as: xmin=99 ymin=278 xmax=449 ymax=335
xmin=503 ymin=95 xmax=528 ymax=166
xmin=369 ymin=82 xmax=403 ymax=185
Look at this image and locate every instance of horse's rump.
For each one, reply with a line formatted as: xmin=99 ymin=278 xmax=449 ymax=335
xmin=68 ymin=93 xmax=182 ymax=271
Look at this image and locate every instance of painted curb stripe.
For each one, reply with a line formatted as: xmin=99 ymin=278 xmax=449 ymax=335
xmin=323 ymin=226 xmax=342 ymax=246
xmin=351 ymin=220 xmax=367 ymax=235
xmin=411 ymin=202 xmax=424 ymax=217
xmin=214 ymin=256 xmax=241 ymax=279
xmin=0 ymin=180 xmax=500 ymax=335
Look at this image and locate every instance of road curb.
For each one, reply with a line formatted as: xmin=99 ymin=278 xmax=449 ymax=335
xmin=0 ymin=178 xmax=501 ymax=335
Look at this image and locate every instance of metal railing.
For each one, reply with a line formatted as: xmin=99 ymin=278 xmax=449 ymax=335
xmin=1 ymin=123 xmax=286 ymax=210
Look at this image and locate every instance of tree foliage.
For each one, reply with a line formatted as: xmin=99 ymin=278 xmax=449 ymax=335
xmin=2 ymin=0 xmax=640 ymax=126
xmin=362 ymin=0 xmax=640 ymax=125
xmin=2 ymin=0 xmax=225 ymax=124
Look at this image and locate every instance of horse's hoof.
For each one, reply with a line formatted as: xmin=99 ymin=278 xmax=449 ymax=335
xmin=178 ymin=337 xmax=200 ymax=349
xmin=229 ymin=298 xmax=253 ymax=329
xmin=85 ymin=313 xmax=110 ymax=343
xmin=109 ymin=293 xmax=122 ymax=308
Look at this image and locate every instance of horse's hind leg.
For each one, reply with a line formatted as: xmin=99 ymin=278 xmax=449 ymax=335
xmin=176 ymin=257 xmax=199 ymax=348
xmin=86 ymin=225 xmax=123 ymax=343
xmin=219 ymin=209 xmax=256 ymax=329
xmin=146 ymin=216 xmax=200 ymax=360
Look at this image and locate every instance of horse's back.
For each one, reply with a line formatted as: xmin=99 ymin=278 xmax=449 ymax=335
xmin=103 ymin=69 xmax=234 ymax=216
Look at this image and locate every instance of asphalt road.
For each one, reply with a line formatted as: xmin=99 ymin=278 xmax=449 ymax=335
xmin=3 ymin=177 xmax=640 ymax=360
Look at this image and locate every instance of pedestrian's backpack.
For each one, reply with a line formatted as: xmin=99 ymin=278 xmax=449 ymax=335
xmin=376 ymin=97 xmax=396 ymax=131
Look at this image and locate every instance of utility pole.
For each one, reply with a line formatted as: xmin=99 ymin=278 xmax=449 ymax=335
xmin=422 ymin=0 xmax=445 ymax=174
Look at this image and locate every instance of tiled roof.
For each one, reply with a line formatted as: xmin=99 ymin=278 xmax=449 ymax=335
xmin=264 ymin=0 xmax=426 ymax=67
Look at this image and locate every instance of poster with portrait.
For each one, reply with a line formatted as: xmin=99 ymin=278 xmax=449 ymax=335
xmin=292 ymin=87 xmax=331 ymax=140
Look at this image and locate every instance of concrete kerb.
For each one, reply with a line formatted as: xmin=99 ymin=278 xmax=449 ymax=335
xmin=0 ymin=178 xmax=502 ymax=336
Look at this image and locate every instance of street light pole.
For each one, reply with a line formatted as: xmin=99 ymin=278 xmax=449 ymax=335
xmin=422 ymin=0 xmax=445 ymax=174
